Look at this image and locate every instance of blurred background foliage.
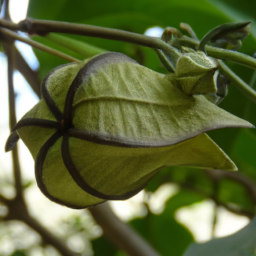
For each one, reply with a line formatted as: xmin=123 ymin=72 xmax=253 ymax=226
xmin=1 ymin=0 xmax=256 ymax=255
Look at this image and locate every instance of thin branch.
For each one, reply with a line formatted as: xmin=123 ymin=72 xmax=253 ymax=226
xmin=22 ymin=215 xmax=78 ymax=256
xmin=0 ymin=27 xmax=80 ymax=63
xmin=210 ymin=177 xmax=219 ymax=238
xmin=6 ymin=43 xmax=23 ymax=197
xmin=1 ymin=18 xmax=256 ymax=72
xmin=2 ymin=18 xmax=256 ymax=105
xmin=176 ymin=36 xmax=256 ymax=70
xmin=208 ymin=46 xmax=256 ymax=70
xmin=216 ymin=201 xmax=254 ymax=219
xmin=16 ymin=18 xmax=172 ymax=52
xmin=0 ymin=194 xmax=9 ymax=204
xmin=13 ymin=46 xmax=41 ymax=97
xmin=180 ymin=23 xmax=198 ymax=40
xmin=2 ymin=0 xmax=10 ymax=20
xmin=205 ymin=169 xmax=256 ymax=203
xmin=89 ymin=203 xmax=160 ymax=256
xmin=211 ymin=204 xmax=218 ymax=237
xmin=0 ymin=17 xmax=18 ymax=29
xmin=178 ymin=182 xmax=255 ymax=219
xmin=0 ymin=195 xmax=77 ymax=256
xmin=219 ymin=60 xmax=256 ymax=103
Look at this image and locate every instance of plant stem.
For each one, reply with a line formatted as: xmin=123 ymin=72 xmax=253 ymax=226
xmin=219 ymin=60 xmax=256 ymax=103
xmin=178 ymin=182 xmax=254 ymax=218
xmin=2 ymin=18 xmax=256 ymax=71
xmin=17 ymin=18 xmax=172 ymax=52
xmin=177 ymin=37 xmax=256 ymax=70
xmin=13 ymin=45 xmax=41 ymax=97
xmin=0 ymin=17 xmax=18 ymax=30
xmin=6 ymin=42 xmax=23 ymax=197
xmin=206 ymin=169 xmax=256 ymax=203
xmin=89 ymin=203 xmax=160 ymax=256
xmin=21 ymin=215 xmax=78 ymax=256
xmin=0 ymin=27 xmax=80 ymax=63
xmin=0 ymin=194 xmax=8 ymax=204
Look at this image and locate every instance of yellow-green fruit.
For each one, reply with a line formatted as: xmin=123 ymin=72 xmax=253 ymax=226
xmin=6 ymin=52 xmax=253 ymax=208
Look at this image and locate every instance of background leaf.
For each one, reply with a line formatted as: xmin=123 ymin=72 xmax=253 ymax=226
xmin=130 ymin=190 xmax=204 ymax=256
xmin=183 ymin=215 xmax=256 ymax=256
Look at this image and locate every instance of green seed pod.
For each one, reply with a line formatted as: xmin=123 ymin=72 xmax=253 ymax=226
xmin=5 ymin=52 xmax=253 ymax=209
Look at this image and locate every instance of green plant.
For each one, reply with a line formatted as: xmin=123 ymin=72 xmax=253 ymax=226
xmin=1 ymin=1 xmax=256 ymax=256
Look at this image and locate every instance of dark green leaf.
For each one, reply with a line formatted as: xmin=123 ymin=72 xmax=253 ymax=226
xmin=183 ymin=215 xmax=256 ymax=256
xmin=91 ymin=236 xmax=119 ymax=256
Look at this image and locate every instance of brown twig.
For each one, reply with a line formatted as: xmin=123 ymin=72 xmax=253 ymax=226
xmin=89 ymin=203 xmax=160 ymax=256
xmin=0 ymin=194 xmax=8 ymax=205
xmin=0 ymin=195 xmax=77 ymax=256
xmin=22 ymin=215 xmax=78 ymax=256
xmin=215 ymin=200 xmax=254 ymax=218
xmin=6 ymin=42 xmax=23 ymax=197
xmin=0 ymin=17 xmax=18 ymax=30
xmin=178 ymin=182 xmax=255 ymax=219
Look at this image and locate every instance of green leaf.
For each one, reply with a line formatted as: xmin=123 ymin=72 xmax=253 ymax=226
xmin=231 ymin=130 xmax=256 ymax=180
xmin=11 ymin=251 xmax=27 ymax=256
xmin=183 ymin=215 xmax=256 ymax=256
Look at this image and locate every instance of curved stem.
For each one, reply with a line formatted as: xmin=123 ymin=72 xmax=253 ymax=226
xmin=206 ymin=169 xmax=256 ymax=203
xmin=219 ymin=60 xmax=256 ymax=104
xmin=198 ymin=21 xmax=250 ymax=52
xmin=176 ymin=37 xmax=256 ymax=70
xmin=207 ymin=46 xmax=256 ymax=70
xmin=3 ymin=18 xmax=256 ymax=75
xmin=17 ymin=18 xmax=173 ymax=52
xmin=154 ymin=49 xmax=176 ymax=72
xmin=177 ymin=181 xmax=254 ymax=218
xmin=2 ymin=18 xmax=256 ymax=73
xmin=180 ymin=23 xmax=198 ymax=40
